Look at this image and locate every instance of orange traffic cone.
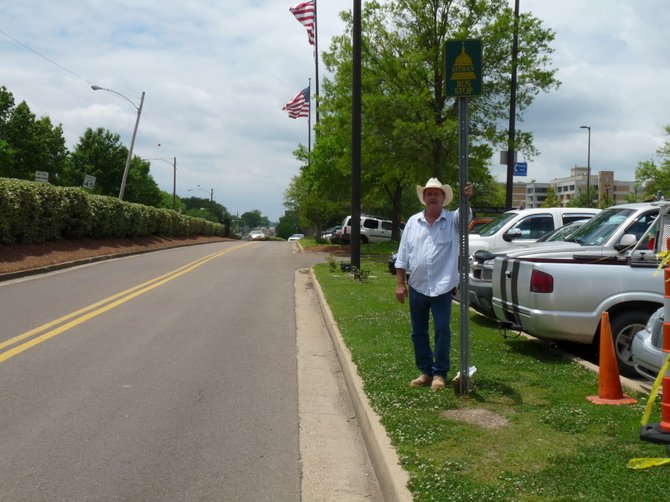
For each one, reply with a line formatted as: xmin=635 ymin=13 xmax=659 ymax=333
xmin=587 ymin=312 xmax=637 ymax=405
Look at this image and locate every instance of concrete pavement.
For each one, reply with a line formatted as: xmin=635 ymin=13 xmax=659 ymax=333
xmin=295 ymin=267 xmax=412 ymax=501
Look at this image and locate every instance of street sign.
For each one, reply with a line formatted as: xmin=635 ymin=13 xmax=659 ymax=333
xmin=500 ymin=150 xmax=517 ymax=165
xmin=83 ymin=174 xmax=96 ymax=190
xmin=513 ymin=162 xmax=528 ymax=176
xmin=35 ymin=171 xmax=49 ymax=182
xmin=445 ymin=39 xmax=482 ymax=97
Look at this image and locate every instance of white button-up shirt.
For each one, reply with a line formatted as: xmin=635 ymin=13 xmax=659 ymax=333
xmin=395 ymin=207 xmax=470 ymax=297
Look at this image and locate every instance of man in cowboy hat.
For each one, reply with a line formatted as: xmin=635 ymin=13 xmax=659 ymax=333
xmin=394 ymin=177 xmax=473 ymax=390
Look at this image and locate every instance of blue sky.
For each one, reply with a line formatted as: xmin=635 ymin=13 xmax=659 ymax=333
xmin=1 ymin=1 xmax=668 ymax=220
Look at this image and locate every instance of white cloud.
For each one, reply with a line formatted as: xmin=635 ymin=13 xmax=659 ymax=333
xmin=1 ymin=1 xmax=668 ymax=219
xmin=506 ymin=0 xmax=670 ymax=186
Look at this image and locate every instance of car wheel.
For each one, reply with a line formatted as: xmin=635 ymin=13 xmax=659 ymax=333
xmin=361 ymin=235 xmax=368 ymax=244
xmin=607 ymin=310 xmax=651 ymax=378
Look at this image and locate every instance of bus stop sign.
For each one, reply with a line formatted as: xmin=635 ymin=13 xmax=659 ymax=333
xmin=445 ymin=39 xmax=482 ymax=97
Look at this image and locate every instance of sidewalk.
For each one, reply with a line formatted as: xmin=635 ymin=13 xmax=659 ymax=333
xmin=299 ymin=268 xmax=413 ymax=501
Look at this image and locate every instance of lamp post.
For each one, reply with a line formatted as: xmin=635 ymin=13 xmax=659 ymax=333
xmin=580 ymin=125 xmax=591 ymax=207
xmin=91 ymin=85 xmax=145 ymax=200
xmin=143 ymin=157 xmax=177 ymax=209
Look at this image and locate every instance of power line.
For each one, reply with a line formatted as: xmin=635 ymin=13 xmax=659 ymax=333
xmin=0 ymin=27 xmax=93 ymax=85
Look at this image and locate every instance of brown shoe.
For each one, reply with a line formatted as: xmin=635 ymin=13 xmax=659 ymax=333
xmin=410 ymin=373 xmax=433 ymax=387
xmin=431 ymin=375 xmax=446 ymax=391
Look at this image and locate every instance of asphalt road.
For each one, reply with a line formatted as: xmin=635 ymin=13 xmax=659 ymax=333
xmin=0 ymin=241 xmax=367 ymax=500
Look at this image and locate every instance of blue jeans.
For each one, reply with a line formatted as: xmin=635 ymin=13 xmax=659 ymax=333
xmin=408 ymin=286 xmax=453 ymax=377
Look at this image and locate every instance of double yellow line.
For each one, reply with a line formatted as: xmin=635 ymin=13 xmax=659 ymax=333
xmin=0 ymin=242 xmax=251 ymax=364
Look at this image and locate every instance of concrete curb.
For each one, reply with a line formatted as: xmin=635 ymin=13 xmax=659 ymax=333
xmin=310 ymin=268 xmax=413 ymax=502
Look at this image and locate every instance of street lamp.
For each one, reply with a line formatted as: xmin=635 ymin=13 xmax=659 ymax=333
xmin=91 ymin=85 xmax=146 ymax=200
xmin=580 ymin=125 xmax=591 ymax=207
xmin=143 ymin=157 xmax=177 ymax=209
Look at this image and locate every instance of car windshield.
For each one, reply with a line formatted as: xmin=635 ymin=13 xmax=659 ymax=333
xmin=566 ymin=208 xmax=634 ymax=246
xmin=535 ymin=220 xmax=586 ymax=243
xmin=477 ymin=212 xmax=517 ymax=237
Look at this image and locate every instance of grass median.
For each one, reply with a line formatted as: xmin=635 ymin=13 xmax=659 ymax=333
xmin=313 ymin=258 xmax=667 ymax=501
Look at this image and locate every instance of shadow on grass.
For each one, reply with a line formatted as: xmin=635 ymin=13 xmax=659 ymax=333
xmin=468 ymin=379 xmax=525 ymax=405
xmin=504 ymin=336 xmax=575 ymax=366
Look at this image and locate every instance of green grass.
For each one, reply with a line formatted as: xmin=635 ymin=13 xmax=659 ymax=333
xmin=300 ymin=237 xmax=398 ymax=256
xmin=313 ymin=260 xmax=668 ymax=502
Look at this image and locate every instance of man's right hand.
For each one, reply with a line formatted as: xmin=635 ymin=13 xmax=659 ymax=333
xmin=395 ymin=283 xmax=407 ymax=304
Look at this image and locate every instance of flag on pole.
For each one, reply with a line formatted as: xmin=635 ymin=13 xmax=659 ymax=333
xmin=289 ymin=1 xmax=316 ymax=46
xmin=283 ymin=87 xmax=310 ymax=119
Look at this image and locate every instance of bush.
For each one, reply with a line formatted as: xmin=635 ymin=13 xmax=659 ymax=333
xmin=0 ymin=177 xmax=225 ymax=244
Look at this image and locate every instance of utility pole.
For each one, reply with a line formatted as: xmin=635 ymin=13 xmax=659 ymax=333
xmin=505 ymin=0 xmax=520 ymax=210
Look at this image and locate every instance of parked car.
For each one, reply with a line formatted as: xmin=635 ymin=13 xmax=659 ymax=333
xmin=321 ymin=225 xmax=341 ymax=242
xmin=632 ymin=306 xmax=667 ymax=381
xmin=249 ymin=230 xmax=265 ymax=240
xmin=467 ymin=218 xmax=594 ymax=318
xmin=532 ymin=218 xmax=589 ymax=243
xmin=288 ymin=233 xmax=304 ymax=241
xmin=388 ymin=252 xmax=398 ymax=275
xmin=330 ymin=226 xmax=343 ymax=244
xmin=340 ymin=214 xmax=393 ymax=244
xmin=468 ymin=216 xmax=494 ymax=234
xmin=468 ymin=207 xmax=600 ymax=254
xmin=490 ymin=202 xmax=663 ymax=376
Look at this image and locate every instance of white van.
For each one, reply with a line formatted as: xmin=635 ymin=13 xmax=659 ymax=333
xmin=340 ymin=214 xmax=393 ymax=244
xmin=468 ymin=207 xmax=600 ymax=253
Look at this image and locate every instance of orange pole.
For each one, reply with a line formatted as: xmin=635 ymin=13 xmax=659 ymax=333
xmin=661 ymin=265 xmax=670 ymax=431
xmin=660 ymin=260 xmax=670 ymax=431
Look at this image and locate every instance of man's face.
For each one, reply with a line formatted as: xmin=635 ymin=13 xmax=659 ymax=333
xmin=423 ymin=188 xmax=445 ymax=209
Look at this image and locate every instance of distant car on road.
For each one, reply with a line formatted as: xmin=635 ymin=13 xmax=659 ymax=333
xmin=288 ymin=233 xmax=304 ymax=241
xmin=249 ymin=230 xmax=266 ymax=241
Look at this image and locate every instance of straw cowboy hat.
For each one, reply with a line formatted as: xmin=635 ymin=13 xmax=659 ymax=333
xmin=416 ymin=178 xmax=453 ymax=207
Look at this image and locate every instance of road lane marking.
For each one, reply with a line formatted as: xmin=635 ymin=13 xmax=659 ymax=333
xmin=0 ymin=242 xmax=251 ymax=363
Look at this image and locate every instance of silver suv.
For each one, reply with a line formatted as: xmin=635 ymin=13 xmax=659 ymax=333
xmin=340 ymin=215 xmax=392 ymax=244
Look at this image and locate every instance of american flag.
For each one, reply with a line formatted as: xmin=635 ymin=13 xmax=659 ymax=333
xmin=283 ymin=87 xmax=310 ymax=119
xmin=289 ymin=1 xmax=316 ymax=46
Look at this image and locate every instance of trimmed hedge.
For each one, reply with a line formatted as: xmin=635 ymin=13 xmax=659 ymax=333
xmin=0 ymin=178 xmax=225 ymax=244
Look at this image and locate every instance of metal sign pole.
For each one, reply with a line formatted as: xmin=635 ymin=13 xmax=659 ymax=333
xmin=445 ymin=38 xmax=480 ymax=396
xmin=458 ymin=96 xmax=470 ymax=395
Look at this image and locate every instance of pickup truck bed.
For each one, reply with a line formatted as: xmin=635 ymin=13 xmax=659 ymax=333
xmin=492 ymin=254 xmax=663 ymax=377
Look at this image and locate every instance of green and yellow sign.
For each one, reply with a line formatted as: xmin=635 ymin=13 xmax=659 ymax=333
xmin=445 ymin=39 xmax=482 ymax=97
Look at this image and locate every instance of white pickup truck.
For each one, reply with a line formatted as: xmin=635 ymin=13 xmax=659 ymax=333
xmin=470 ymin=203 xmax=649 ymax=319
xmin=468 ymin=207 xmax=600 ymax=253
xmin=490 ymin=202 xmax=663 ymax=377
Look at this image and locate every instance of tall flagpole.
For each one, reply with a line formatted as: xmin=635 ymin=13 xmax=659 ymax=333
xmin=314 ymin=0 xmax=320 ymax=126
xmin=308 ymin=78 xmax=312 ymax=164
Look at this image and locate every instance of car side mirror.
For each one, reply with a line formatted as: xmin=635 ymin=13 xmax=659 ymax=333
xmin=614 ymin=233 xmax=638 ymax=251
xmin=502 ymin=228 xmax=522 ymax=242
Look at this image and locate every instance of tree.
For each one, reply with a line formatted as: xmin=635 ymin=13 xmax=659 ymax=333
xmin=0 ymin=87 xmax=67 ymax=181
xmin=182 ymin=196 xmax=229 ymax=223
xmin=634 ymin=124 xmax=670 ymax=199
xmin=62 ymin=127 xmax=162 ymax=205
xmin=240 ymin=210 xmax=269 ymax=229
xmin=566 ymin=187 xmax=596 ymax=208
xmin=123 ymin=157 xmax=163 ymax=207
xmin=62 ymin=127 xmax=129 ymax=195
xmin=541 ymin=186 xmax=560 ymax=207
xmin=276 ymin=210 xmax=302 ymax=239
xmin=293 ymin=0 xmax=559 ymax=232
